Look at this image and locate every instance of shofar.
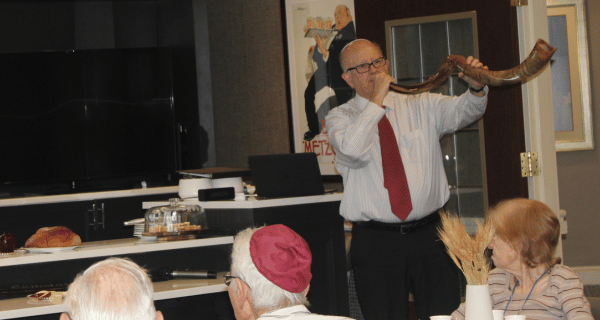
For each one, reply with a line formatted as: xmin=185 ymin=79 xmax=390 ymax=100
xmin=389 ymin=38 xmax=557 ymax=94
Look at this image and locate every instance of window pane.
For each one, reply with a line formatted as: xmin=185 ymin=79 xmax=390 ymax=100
xmin=440 ymin=134 xmax=457 ymax=187
xmin=448 ymin=19 xmax=475 ymax=57
xmin=391 ymin=24 xmax=421 ymax=81
xmin=420 ymin=21 xmax=449 ymax=76
xmin=455 ymin=130 xmax=483 ymax=187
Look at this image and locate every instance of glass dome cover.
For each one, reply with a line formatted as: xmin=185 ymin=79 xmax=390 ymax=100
xmin=143 ymin=198 xmax=208 ymax=237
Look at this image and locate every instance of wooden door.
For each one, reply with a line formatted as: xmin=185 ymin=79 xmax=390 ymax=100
xmin=353 ymin=0 xmax=529 ymax=205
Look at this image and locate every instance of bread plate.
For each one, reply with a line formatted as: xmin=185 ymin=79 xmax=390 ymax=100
xmin=25 ymin=246 xmax=78 ymax=253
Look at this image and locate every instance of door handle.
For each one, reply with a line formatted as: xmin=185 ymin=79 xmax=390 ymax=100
xmin=88 ymin=203 xmax=105 ymax=230
xmin=88 ymin=204 xmax=97 ymax=230
xmin=99 ymin=203 xmax=105 ymax=229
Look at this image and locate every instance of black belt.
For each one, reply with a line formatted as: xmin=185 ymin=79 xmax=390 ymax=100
xmin=353 ymin=211 xmax=441 ymax=234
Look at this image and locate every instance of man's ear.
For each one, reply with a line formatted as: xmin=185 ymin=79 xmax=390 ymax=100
xmin=155 ymin=310 xmax=164 ymax=320
xmin=59 ymin=313 xmax=70 ymax=320
xmin=234 ymin=277 xmax=249 ymax=299
xmin=341 ymin=72 xmax=354 ymax=88
xmin=233 ymin=278 xmax=256 ymax=319
xmin=303 ymin=284 xmax=310 ymax=297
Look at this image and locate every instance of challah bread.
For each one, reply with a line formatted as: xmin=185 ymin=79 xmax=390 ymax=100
xmin=25 ymin=226 xmax=82 ymax=248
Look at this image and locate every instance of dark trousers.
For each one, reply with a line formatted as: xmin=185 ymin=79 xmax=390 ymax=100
xmin=350 ymin=218 xmax=462 ymax=320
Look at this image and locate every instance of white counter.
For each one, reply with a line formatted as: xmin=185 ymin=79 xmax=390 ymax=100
xmin=142 ymin=193 xmax=343 ymax=210
xmin=0 ymin=272 xmax=229 ymax=319
xmin=0 ymin=237 xmax=233 ymax=267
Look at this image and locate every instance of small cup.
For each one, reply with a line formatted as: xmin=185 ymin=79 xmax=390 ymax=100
xmin=493 ymin=310 xmax=504 ymax=320
xmin=504 ymin=315 xmax=526 ymax=320
xmin=430 ymin=316 xmax=451 ymax=320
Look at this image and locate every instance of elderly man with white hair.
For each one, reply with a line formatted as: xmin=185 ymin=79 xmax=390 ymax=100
xmin=60 ymin=257 xmax=164 ymax=320
xmin=225 ymin=224 xmax=354 ymax=320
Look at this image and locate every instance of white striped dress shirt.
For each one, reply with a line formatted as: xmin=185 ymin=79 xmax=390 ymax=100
xmin=451 ymin=265 xmax=593 ymax=320
xmin=325 ymin=89 xmax=487 ymax=223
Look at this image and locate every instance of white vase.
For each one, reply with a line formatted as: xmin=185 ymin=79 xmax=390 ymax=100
xmin=465 ymin=284 xmax=493 ymax=320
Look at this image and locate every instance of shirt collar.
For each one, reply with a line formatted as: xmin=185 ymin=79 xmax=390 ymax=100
xmin=259 ymin=305 xmax=311 ymax=318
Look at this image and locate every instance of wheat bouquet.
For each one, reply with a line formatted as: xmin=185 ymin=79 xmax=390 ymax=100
xmin=437 ymin=212 xmax=494 ymax=285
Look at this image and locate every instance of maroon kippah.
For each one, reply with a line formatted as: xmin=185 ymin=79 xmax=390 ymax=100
xmin=249 ymin=224 xmax=312 ymax=293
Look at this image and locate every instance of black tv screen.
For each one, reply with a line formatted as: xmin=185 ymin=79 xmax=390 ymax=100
xmin=0 ymin=48 xmax=178 ymax=197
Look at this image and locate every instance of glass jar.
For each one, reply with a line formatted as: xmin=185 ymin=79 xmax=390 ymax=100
xmin=143 ymin=198 xmax=208 ymax=237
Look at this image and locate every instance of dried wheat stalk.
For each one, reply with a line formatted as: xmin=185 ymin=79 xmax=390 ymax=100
xmin=437 ymin=211 xmax=494 ymax=285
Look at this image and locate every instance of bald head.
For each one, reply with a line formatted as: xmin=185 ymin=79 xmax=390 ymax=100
xmin=87 ymin=263 xmax=141 ymax=312
xmin=339 ymin=39 xmax=383 ymax=72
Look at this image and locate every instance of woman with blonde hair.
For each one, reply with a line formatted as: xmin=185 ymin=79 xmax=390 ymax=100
xmin=452 ymin=198 xmax=592 ymax=319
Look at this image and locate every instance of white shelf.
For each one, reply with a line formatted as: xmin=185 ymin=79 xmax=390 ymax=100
xmin=0 ymin=296 xmax=66 ymax=319
xmin=153 ymin=274 xmax=228 ymax=300
xmin=0 ymin=237 xmax=233 ymax=267
xmin=143 ymin=193 xmax=343 ymax=210
xmin=0 ymin=274 xmax=228 ymax=319
xmin=0 ymin=186 xmax=179 ymax=207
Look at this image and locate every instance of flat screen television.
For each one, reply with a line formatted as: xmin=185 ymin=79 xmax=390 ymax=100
xmin=0 ymin=48 xmax=180 ymax=198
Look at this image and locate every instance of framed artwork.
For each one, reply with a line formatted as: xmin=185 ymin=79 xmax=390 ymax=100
xmin=284 ymin=0 xmax=356 ymax=175
xmin=547 ymin=0 xmax=593 ymax=151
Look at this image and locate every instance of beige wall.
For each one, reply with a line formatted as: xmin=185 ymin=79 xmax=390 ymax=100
xmin=206 ymin=0 xmax=291 ymax=169
xmin=558 ymin=0 xmax=600 ymax=266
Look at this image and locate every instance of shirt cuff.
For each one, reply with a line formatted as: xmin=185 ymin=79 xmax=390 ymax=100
xmin=468 ymin=85 xmax=488 ymax=97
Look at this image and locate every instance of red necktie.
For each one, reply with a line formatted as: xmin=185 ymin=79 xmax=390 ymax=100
xmin=378 ymin=106 xmax=413 ymax=220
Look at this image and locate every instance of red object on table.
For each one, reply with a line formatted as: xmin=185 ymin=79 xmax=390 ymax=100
xmin=0 ymin=232 xmax=16 ymax=253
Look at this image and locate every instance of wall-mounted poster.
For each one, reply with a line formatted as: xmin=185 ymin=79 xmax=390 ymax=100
xmin=284 ymin=0 xmax=356 ymax=175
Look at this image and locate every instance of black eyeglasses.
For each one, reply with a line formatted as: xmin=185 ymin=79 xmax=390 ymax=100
xmin=224 ymin=272 xmax=238 ymax=286
xmin=346 ymin=57 xmax=386 ymax=74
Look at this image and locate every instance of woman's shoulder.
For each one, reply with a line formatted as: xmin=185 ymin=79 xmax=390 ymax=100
xmin=549 ymin=264 xmax=582 ymax=282
xmin=546 ymin=264 xmax=587 ymax=298
xmin=487 ymin=268 xmax=512 ymax=296
xmin=489 ymin=267 xmax=511 ymax=277
xmin=550 ymin=264 xmax=578 ymax=277
xmin=488 ymin=268 xmax=511 ymax=285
